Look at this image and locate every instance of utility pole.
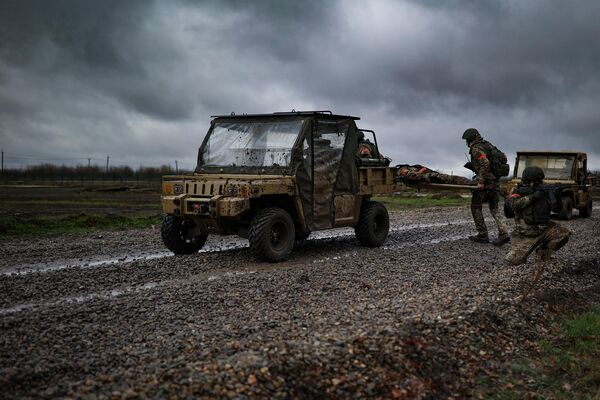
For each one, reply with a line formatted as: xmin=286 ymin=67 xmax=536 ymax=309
xmin=175 ymin=160 xmax=178 ymax=173
xmin=88 ymin=158 xmax=91 ymax=168
xmin=106 ymin=155 xmax=110 ymax=173
xmin=1 ymin=149 xmax=3 ymax=177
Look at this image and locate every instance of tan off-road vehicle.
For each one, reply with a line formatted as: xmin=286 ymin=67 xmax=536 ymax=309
xmin=504 ymin=151 xmax=595 ymax=220
xmin=161 ymin=111 xmax=398 ymax=262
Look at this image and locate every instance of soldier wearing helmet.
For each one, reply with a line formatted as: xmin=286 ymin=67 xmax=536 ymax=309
xmin=462 ymin=128 xmax=509 ymax=246
xmin=357 ymin=131 xmax=378 ymax=159
xmin=505 ymin=166 xmax=571 ymax=265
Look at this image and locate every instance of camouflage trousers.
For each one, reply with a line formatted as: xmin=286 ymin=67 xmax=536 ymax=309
xmin=471 ymin=188 xmax=508 ymax=237
xmin=505 ymin=221 xmax=571 ymax=265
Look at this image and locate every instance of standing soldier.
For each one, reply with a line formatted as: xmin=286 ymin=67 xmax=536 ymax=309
xmin=505 ymin=166 xmax=570 ymax=265
xmin=462 ymin=128 xmax=510 ymax=245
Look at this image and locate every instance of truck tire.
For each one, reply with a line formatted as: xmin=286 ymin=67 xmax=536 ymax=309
xmin=249 ymin=207 xmax=295 ymax=262
xmin=558 ymin=196 xmax=573 ymax=220
xmin=578 ymin=199 xmax=593 ymax=218
xmin=355 ymin=201 xmax=390 ymax=247
xmin=504 ymin=198 xmax=515 ymax=219
xmin=161 ymin=216 xmax=207 ymax=255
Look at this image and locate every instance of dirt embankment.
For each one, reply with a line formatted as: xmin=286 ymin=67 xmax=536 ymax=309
xmin=1 ymin=207 xmax=599 ymax=398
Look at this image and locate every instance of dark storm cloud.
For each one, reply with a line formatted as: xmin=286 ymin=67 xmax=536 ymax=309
xmin=0 ymin=0 xmax=599 ymax=170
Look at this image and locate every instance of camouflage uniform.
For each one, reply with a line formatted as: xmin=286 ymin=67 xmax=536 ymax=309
xmin=468 ymin=137 xmax=508 ymax=239
xmin=505 ymin=189 xmax=570 ymax=265
xmin=396 ymin=164 xmax=475 ymax=185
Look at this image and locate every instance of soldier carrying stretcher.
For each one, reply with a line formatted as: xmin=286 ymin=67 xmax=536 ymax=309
xmin=462 ymin=128 xmax=510 ymax=246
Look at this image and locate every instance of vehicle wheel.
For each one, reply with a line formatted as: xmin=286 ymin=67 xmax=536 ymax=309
xmin=578 ymin=198 xmax=593 ymax=218
xmin=503 ymin=198 xmax=515 ymax=219
xmin=248 ymin=207 xmax=295 ymax=262
xmin=558 ymin=196 xmax=573 ymax=220
xmin=295 ymin=230 xmax=311 ymax=242
xmin=355 ymin=201 xmax=390 ymax=247
xmin=161 ymin=215 xmax=207 ymax=255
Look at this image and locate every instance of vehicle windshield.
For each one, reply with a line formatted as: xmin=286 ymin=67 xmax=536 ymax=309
xmin=200 ymin=120 xmax=305 ymax=168
xmin=516 ymin=155 xmax=575 ymax=180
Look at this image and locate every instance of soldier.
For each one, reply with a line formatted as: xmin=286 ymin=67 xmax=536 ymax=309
xmin=462 ymin=128 xmax=510 ymax=246
xmin=357 ymin=131 xmax=377 ymax=158
xmin=396 ymin=164 xmax=475 ymax=186
xmin=505 ymin=166 xmax=571 ymax=265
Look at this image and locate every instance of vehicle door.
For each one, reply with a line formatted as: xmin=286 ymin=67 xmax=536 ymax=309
xmin=311 ymin=119 xmax=359 ymax=229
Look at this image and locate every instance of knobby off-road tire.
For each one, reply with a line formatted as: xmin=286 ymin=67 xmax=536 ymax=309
xmin=504 ymin=198 xmax=515 ymax=219
xmin=355 ymin=201 xmax=390 ymax=247
xmin=161 ymin=216 xmax=207 ymax=255
xmin=558 ymin=196 xmax=573 ymax=220
xmin=578 ymin=198 xmax=593 ymax=218
xmin=249 ymin=207 xmax=295 ymax=262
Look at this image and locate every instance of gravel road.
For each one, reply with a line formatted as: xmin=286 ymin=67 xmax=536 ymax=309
xmin=1 ymin=206 xmax=599 ymax=398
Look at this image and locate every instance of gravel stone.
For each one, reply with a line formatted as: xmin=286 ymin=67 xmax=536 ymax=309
xmin=0 ymin=206 xmax=599 ymax=398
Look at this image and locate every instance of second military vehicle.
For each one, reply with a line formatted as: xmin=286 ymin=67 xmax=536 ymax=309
xmin=504 ymin=151 xmax=595 ymax=220
xmin=161 ymin=111 xmax=398 ymax=262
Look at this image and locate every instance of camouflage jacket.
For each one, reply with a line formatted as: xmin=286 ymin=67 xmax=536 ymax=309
xmin=509 ymin=192 xmax=549 ymax=237
xmin=469 ymin=138 xmax=496 ymax=185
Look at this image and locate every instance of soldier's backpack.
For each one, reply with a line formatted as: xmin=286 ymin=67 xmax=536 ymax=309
xmin=480 ymin=140 xmax=510 ymax=178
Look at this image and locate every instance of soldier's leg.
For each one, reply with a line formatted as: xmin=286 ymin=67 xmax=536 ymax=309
xmin=470 ymin=190 xmax=488 ymax=240
xmin=488 ymin=191 xmax=510 ymax=245
xmin=505 ymin=232 xmax=538 ymax=265
xmin=533 ymin=222 xmax=571 ymax=261
xmin=544 ymin=222 xmax=571 ymax=253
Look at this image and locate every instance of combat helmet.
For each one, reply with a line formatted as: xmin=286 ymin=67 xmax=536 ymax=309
xmin=462 ymin=128 xmax=481 ymax=144
xmin=357 ymin=131 xmax=365 ymax=141
xmin=522 ymin=166 xmax=545 ymax=184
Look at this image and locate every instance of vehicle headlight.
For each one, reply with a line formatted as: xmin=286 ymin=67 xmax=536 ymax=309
xmin=173 ymin=184 xmax=184 ymax=194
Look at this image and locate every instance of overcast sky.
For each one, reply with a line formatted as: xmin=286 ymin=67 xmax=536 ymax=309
xmin=1 ymin=0 xmax=599 ymax=172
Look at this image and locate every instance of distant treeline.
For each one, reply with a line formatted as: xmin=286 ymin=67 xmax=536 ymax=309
xmin=1 ymin=164 xmax=191 ymax=182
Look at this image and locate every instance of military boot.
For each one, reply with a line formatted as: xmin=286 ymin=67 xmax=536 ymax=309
xmin=469 ymin=234 xmax=489 ymax=243
xmin=492 ymin=234 xmax=510 ymax=247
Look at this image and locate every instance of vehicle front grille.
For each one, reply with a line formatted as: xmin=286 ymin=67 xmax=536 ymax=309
xmin=185 ymin=181 xmax=225 ymax=197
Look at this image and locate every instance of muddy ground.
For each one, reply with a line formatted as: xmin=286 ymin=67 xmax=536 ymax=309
xmin=1 ymin=206 xmax=599 ymax=398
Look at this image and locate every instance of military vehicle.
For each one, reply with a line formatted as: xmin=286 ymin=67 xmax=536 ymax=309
xmin=504 ymin=151 xmax=595 ymax=220
xmin=160 ymin=111 xmax=398 ymax=262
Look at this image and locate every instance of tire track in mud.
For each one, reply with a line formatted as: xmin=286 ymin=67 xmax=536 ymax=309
xmin=1 ymin=219 xmax=473 ymax=276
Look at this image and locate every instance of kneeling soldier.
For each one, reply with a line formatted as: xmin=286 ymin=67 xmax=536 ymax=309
xmin=505 ymin=166 xmax=571 ymax=265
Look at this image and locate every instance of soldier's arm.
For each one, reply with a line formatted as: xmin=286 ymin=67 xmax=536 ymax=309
xmin=471 ymin=144 xmax=492 ymax=183
xmin=509 ymin=193 xmax=534 ymax=210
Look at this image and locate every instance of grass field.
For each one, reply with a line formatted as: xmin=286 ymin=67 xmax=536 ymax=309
xmin=374 ymin=193 xmax=470 ymax=211
xmin=0 ymin=183 xmax=162 ymax=238
xmin=0 ymin=183 xmax=469 ymax=239
xmin=482 ymin=305 xmax=600 ymax=399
